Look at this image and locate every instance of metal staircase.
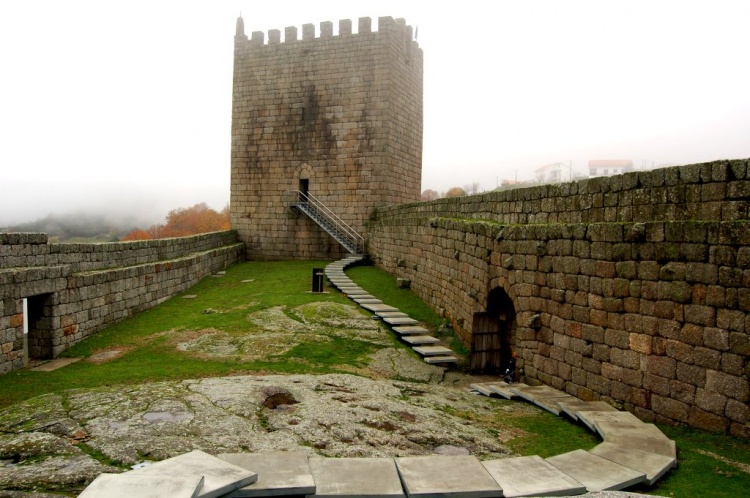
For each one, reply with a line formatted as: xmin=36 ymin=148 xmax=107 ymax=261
xmin=283 ymin=190 xmax=365 ymax=254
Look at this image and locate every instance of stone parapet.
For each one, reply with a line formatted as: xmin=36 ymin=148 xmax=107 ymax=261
xmin=0 ymin=231 xmax=243 ymax=374
xmin=368 ymin=160 xmax=750 ymax=438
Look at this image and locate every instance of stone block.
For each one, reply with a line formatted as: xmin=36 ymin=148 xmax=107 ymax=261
xmin=309 ymin=457 xmax=404 ymax=498
xmin=590 ymin=442 xmax=675 ymax=485
xmin=688 ymin=406 xmax=730 ymax=433
xmin=652 ymin=395 xmax=689 ymax=422
xmin=78 ymin=473 xmax=204 ymax=498
xmin=706 ymin=369 xmax=749 ymax=401
xmin=546 ymin=450 xmax=646 ymax=492
xmin=130 ymin=450 xmax=257 ymax=498
xmin=218 ymin=451 xmax=315 ymax=496
xmin=482 ymin=455 xmax=585 ymax=497
xmin=395 ymin=455 xmax=502 ymax=498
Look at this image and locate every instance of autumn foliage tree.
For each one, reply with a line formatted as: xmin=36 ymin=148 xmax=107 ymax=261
xmin=122 ymin=203 xmax=230 ymax=241
xmin=443 ymin=187 xmax=467 ymax=198
xmin=421 ymin=189 xmax=440 ymax=201
xmin=121 ymin=228 xmax=152 ymax=241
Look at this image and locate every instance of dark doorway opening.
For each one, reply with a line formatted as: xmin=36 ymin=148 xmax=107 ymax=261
xmin=26 ymin=293 xmax=55 ymax=360
xmin=469 ymin=287 xmax=516 ymax=373
xmin=299 ymin=179 xmax=309 ymax=202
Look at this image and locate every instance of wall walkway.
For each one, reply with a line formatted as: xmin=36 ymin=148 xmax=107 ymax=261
xmin=0 ymin=231 xmax=244 ymax=373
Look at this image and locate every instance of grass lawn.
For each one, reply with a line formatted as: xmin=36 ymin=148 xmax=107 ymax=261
xmin=0 ymin=260 xmax=748 ymax=497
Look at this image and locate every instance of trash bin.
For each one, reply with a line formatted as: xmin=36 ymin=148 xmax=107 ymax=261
xmin=312 ymin=268 xmax=325 ymax=293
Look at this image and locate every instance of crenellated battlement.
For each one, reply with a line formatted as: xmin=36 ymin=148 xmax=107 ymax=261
xmin=235 ymin=16 xmax=416 ymax=49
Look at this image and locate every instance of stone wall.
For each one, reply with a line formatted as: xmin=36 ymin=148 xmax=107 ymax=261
xmin=0 ymin=231 xmax=244 ymax=373
xmin=230 ymin=16 xmax=423 ymax=260
xmin=368 ymin=160 xmax=750 ymax=437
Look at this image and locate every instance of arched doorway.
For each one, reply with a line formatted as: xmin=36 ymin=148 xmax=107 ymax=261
xmin=25 ymin=293 xmax=55 ymax=361
xmin=469 ymin=287 xmax=516 ymax=373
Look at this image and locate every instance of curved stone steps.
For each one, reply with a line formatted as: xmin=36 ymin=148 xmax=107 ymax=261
xmin=326 ymin=256 xmax=458 ymax=365
xmin=470 ymin=380 xmax=677 ymax=492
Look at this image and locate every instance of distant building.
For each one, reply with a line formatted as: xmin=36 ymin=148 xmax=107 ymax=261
xmin=534 ymin=162 xmax=572 ymax=183
xmin=588 ymin=160 xmax=634 ymax=177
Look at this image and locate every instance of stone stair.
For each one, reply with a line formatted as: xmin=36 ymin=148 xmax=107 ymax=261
xmin=469 ymin=380 xmax=677 ymax=493
xmin=325 ymin=255 xmax=459 ymax=365
xmin=78 ymin=450 xmax=664 ymax=497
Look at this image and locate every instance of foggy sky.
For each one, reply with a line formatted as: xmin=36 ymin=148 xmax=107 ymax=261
xmin=1 ymin=0 xmax=749 ymax=226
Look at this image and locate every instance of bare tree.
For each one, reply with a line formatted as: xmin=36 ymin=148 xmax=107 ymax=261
xmin=463 ymin=182 xmax=481 ymax=195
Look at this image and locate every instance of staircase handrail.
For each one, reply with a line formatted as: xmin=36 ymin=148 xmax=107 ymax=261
xmin=283 ymin=190 xmax=366 ymax=254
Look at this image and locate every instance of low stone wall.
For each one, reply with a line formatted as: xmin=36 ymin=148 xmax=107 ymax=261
xmin=0 ymin=231 xmax=244 ymax=373
xmin=368 ymin=160 xmax=750 ymax=437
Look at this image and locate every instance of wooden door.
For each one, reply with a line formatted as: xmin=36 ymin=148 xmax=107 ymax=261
xmin=470 ymin=312 xmax=506 ymax=373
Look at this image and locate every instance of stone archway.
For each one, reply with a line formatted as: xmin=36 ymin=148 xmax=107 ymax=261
xmin=469 ymin=287 xmax=516 ymax=374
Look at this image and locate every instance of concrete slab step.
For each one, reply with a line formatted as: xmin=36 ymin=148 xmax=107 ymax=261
xmin=345 ymin=292 xmax=371 ymax=298
xmin=218 ymin=451 xmax=316 ymax=497
xmin=362 ymin=303 xmax=399 ymax=313
xmin=482 ymin=455 xmax=586 ymax=497
xmin=383 ymin=316 xmax=419 ymax=326
xmin=330 ymin=281 xmax=354 ymax=287
xmin=575 ymin=410 xmax=642 ymax=434
xmin=589 ymin=442 xmax=676 ymax=486
xmin=469 ymin=383 xmax=503 ymax=397
xmin=401 ymin=335 xmax=440 ymax=345
xmin=308 ymin=457 xmax=405 ymax=498
xmin=335 ymin=284 xmax=361 ymax=289
xmin=329 ymin=279 xmax=353 ymax=285
xmin=469 ymin=381 xmax=526 ymax=399
xmin=556 ymin=400 xmax=617 ymax=421
xmin=594 ymin=420 xmax=669 ymax=442
xmin=377 ymin=312 xmax=410 ymax=319
xmin=424 ymin=355 xmax=459 ymax=364
xmin=392 ymin=326 xmax=430 ymax=335
xmin=600 ymin=431 xmax=677 ymax=459
xmin=395 ymin=455 xmax=503 ymax=498
xmin=129 ymin=449 xmax=258 ymax=498
xmin=353 ymin=298 xmax=382 ymax=305
xmin=413 ymin=345 xmax=454 ymax=356
xmin=339 ymin=288 xmax=364 ymax=294
xmin=533 ymin=395 xmax=579 ymax=416
xmin=546 ymin=449 xmax=646 ymax=492
xmin=508 ymin=385 xmax=569 ymax=404
xmin=79 ymin=473 xmax=204 ymax=498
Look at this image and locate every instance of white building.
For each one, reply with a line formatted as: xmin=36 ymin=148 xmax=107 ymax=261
xmin=588 ymin=160 xmax=634 ymax=177
xmin=534 ymin=162 xmax=572 ymax=183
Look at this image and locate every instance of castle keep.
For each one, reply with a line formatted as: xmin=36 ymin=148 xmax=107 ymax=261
xmin=230 ymin=16 xmax=423 ymax=260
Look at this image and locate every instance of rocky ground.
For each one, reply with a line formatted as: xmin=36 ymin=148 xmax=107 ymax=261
xmin=0 ymin=368 xmax=527 ymax=495
xmin=0 ymin=301 xmax=650 ymax=497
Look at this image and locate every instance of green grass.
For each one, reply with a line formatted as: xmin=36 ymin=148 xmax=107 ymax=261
xmin=0 ymin=261 xmax=363 ymax=409
xmin=636 ymin=424 xmax=750 ymax=497
xmin=347 ymin=264 xmax=469 ymax=356
xmin=441 ymin=398 xmax=599 ymax=458
xmin=346 ymin=265 xmax=443 ymax=329
xmin=502 ymin=409 xmax=600 ymax=457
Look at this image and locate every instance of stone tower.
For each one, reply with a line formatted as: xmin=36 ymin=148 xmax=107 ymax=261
xmin=230 ymin=16 xmax=423 ymax=260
